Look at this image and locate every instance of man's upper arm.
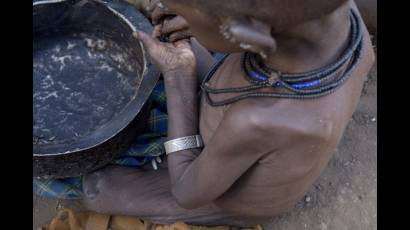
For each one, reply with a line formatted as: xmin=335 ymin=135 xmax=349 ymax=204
xmin=171 ymin=108 xmax=273 ymax=208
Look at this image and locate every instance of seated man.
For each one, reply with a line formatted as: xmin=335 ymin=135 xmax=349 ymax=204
xmin=82 ymin=0 xmax=375 ymax=227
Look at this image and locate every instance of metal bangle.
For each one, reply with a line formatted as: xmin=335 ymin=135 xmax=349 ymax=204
xmin=164 ymin=135 xmax=203 ymax=155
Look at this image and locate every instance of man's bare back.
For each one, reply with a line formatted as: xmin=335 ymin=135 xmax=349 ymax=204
xmin=82 ymin=0 xmax=375 ymax=227
xmin=201 ymin=41 xmax=374 ymax=216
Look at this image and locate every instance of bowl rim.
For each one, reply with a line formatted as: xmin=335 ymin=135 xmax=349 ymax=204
xmin=33 ymin=0 xmax=159 ymax=156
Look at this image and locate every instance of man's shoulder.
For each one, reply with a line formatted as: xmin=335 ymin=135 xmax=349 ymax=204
xmin=223 ymin=99 xmax=335 ymax=147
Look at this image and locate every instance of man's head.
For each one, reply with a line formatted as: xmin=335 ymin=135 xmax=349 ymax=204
xmin=162 ymin=0 xmax=349 ymax=54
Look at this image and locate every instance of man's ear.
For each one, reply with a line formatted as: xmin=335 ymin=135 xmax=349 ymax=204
xmin=219 ymin=16 xmax=276 ymax=58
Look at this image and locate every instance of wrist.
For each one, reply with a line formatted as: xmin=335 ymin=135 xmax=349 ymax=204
xmin=163 ymin=71 xmax=197 ymax=89
xmin=163 ymin=69 xmax=196 ymax=79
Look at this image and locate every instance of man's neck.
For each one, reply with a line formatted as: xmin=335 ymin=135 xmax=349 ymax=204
xmin=263 ymin=3 xmax=351 ymax=74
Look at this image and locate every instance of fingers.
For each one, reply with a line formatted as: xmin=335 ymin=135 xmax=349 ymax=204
xmin=173 ymin=39 xmax=191 ymax=49
xmin=161 ymin=16 xmax=189 ymax=35
xmin=133 ymin=30 xmax=161 ymax=54
xmin=152 ymin=24 xmax=163 ymax=38
xmin=169 ymin=29 xmax=193 ymax=43
xmin=146 ymin=0 xmax=160 ymax=12
xmin=153 ymin=16 xmax=190 ymax=42
xmin=151 ymin=4 xmax=173 ymax=24
xmin=146 ymin=0 xmax=173 ymax=24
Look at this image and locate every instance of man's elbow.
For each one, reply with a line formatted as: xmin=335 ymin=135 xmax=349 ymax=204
xmin=172 ymin=187 xmax=206 ymax=209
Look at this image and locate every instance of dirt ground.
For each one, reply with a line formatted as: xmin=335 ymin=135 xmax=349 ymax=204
xmin=33 ymin=57 xmax=377 ymax=230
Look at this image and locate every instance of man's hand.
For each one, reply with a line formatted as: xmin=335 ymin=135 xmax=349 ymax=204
xmin=146 ymin=0 xmax=192 ymax=42
xmin=146 ymin=0 xmax=172 ymax=24
xmin=133 ymin=31 xmax=196 ymax=76
xmin=157 ymin=16 xmax=192 ymax=42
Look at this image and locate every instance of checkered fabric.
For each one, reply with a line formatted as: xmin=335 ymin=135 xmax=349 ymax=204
xmin=33 ymin=80 xmax=168 ymax=199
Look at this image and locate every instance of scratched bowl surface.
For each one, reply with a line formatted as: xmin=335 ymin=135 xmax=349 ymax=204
xmin=33 ymin=0 xmax=159 ymax=178
xmin=33 ymin=0 xmax=144 ymax=149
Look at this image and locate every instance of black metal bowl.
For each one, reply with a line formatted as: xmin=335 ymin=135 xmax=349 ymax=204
xmin=33 ymin=0 xmax=159 ymax=179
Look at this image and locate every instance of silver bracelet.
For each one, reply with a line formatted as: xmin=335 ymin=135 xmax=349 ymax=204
xmin=164 ymin=135 xmax=203 ymax=155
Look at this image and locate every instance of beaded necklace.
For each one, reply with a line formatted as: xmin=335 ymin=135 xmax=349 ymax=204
xmin=201 ymin=10 xmax=363 ymax=107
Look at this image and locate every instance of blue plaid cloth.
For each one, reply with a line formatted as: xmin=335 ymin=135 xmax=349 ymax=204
xmin=33 ymin=80 xmax=168 ymax=199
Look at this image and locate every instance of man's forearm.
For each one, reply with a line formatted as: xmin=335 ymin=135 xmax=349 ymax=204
xmin=163 ymin=73 xmax=199 ymax=138
xmin=163 ymin=72 xmax=201 ymax=187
